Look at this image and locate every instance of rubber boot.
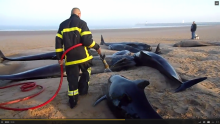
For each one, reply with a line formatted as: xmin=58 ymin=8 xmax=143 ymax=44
xmin=68 ymin=95 xmax=78 ymax=109
xmin=78 ymin=73 xmax=89 ymax=96
xmin=79 ymin=86 xmax=88 ymax=96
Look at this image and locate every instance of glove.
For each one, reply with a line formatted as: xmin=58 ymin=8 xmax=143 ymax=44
xmin=96 ymin=48 xmax=101 ymax=55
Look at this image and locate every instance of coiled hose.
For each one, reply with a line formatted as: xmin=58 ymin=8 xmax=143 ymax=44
xmin=0 ymin=43 xmax=82 ymax=111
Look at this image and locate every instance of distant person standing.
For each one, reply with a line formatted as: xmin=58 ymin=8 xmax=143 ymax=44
xmin=191 ymin=21 xmax=197 ymax=39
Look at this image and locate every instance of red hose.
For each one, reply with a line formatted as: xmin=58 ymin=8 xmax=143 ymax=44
xmin=0 ymin=43 xmax=82 ymax=111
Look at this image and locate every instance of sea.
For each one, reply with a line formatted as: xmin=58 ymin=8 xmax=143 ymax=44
xmin=0 ymin=22 xmax=220 ymax=31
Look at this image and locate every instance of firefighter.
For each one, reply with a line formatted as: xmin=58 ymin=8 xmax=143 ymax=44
xmin=55 ymin=7 xmax=101 ymax=109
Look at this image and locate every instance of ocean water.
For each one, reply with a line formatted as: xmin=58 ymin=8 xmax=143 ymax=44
xmin=0 ymin=22 xmax=220 ymax=31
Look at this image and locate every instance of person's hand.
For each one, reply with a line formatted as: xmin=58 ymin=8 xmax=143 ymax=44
xmin=96 ymin=48 xmax=101 ymax=55
xmin=58 ymin=60 xmax=63 ymax=65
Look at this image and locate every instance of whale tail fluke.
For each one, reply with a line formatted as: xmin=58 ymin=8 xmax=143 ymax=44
xmin=155 ymin=43 xmax=162 ymax=54
xmin=0 ymin=50 xmax=6 ymax=58
xmin=0 ymin=50 xmax=6 ymax=63
xmin=100 ymin=35 xmax=105 ymax=45
xmin=175 ymin=77 xmax=207 ymax=92
xmin=93 ymin=95 xmax=107 ymax=107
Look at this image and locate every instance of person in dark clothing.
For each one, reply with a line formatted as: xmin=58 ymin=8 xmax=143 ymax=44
xmin=191 ymin=21 xmax=197 ymax=39
xmin=55 ymin=7 xmax=101 ymax=109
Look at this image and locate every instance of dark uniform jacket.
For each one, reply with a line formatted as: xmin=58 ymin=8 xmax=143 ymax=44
xmin=55 ymin=14 xmax=100 ymax=66
xmin=191 ymin=24 xmax=197 ymax=32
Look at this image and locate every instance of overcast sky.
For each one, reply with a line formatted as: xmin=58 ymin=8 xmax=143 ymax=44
xmin=0 ymin=0 xmax=219 ymax=27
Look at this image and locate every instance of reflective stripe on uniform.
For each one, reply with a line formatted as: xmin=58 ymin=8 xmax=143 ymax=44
xmin=55 ymin=48 xmax=63 ymax=52
xmin=84 ymin=47 xmax=90 ymax=57
xmin=56 ymin=33 xmax=63 ymax=39
xmin=87 ymin=67 xmax=91 ymax=76
xmin=62 ymin=45 xmax=66 ymax=61
xmin=61 ymin=27 xmax=82 ymax=35
xmin=80 ymin=31 xmax=91 ymax=37
xmin=65 ymin=56 xmax=93 ymax=66
xmin=64 ymin=47 xmax=93 ymax=66
xmin=68 ymin=89 xmax=79 ymax=96
xmin=88 ymin=41 xmax=96 ymax=48
xmin=87 ymin=67 xmax=91 ymax=85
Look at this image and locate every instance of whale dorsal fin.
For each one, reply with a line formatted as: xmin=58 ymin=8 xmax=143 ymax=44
xmin=100 ymin=35 xmax=105 ymax=45
xmin=134 ymin=80 xmax=150 ymax=90
xmin=155 ymin=43 xmax=162 ymax=54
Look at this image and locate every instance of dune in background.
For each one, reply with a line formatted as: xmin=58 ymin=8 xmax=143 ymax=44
xmin=0 ymin=25 xmax=220 ymax=119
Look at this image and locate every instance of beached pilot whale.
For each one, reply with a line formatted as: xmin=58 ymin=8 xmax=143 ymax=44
xmin=0 ymin=51 xmax=57 ymax=63
xmin=0 ymin=44 xmax=162 ymax=81
xmin=110 ymin=44 xmax=161 ymax=71
xmin=108 ymin=50 xmax=136 ymax=72
xmin=100 ymin=35 xmax=152 ymax=52
xmin=173 ymin=40 xmax=220 ymax=47
xmin=93 ymin=75 xmax=162 ymax=119
xmin=0 ymin=63 xmax=64 ymax=81
xmin=0 ymin=51 xmax=137 ymax=81
xmin=0 ymin=49 xmax=98 ymax=63
xmin=0 ymin=61 xmax=114 ymax=81
xmin=134 ymin=51 xmax=207 ymax=92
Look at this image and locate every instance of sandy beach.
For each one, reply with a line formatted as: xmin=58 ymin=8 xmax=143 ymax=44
xmin=0 ymin=25 xmax=220 ymax=119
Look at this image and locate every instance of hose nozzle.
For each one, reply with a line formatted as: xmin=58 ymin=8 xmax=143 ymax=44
xmin=99 ymin=53 xmax=112 ymax=72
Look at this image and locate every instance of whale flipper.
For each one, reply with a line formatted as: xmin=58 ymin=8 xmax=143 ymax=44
xmin=175 ymin=77 xmax=207 ymax=92
xmin=93 ymin=95 xmax=107 ymax=106
xmin=134 ymin=80 xmax=150 ymax=90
